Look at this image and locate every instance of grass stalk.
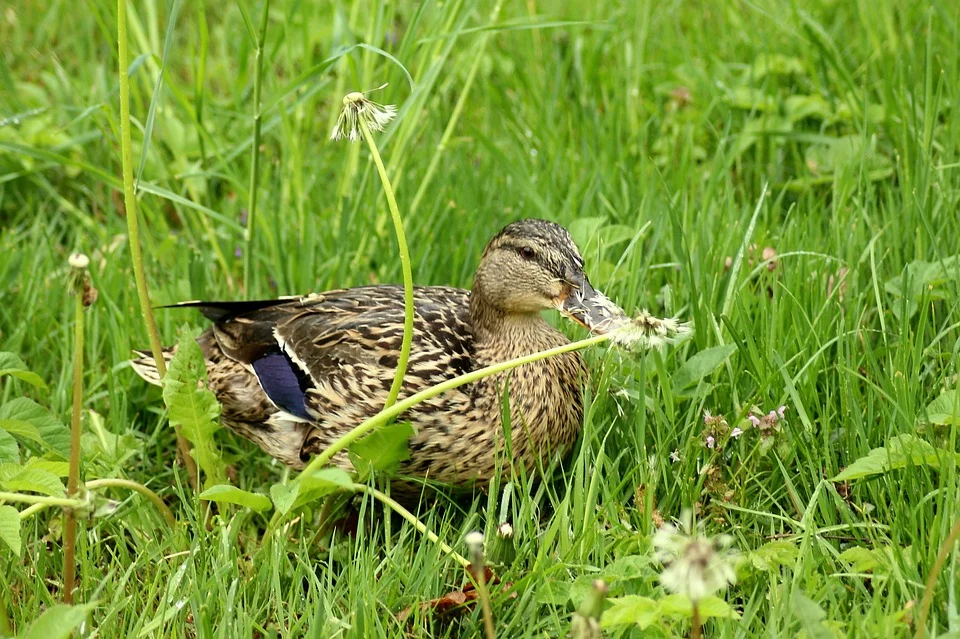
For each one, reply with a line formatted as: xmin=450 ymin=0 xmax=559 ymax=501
xmin=358 ymin=117 xmax=414 ymax=412
xmin=242 ymin=0 xmax=270 ymax=292
xmin=351 ymin=482 xmax=469 ymax=568
xmin=62 ymin=276 xmax=85 ymax=604
xmin=117 ymin=0 xmax=198 ymax=490
xmin=915 ymin=514 xmax=960 ymax=639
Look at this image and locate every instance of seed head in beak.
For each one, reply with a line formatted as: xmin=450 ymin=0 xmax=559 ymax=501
xmin=555 ymin=272 xmax=628 ymax=334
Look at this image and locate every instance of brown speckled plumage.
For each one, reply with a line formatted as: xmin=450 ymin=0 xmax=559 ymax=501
xmin=132 ymin=219 xmax=598 ymax=488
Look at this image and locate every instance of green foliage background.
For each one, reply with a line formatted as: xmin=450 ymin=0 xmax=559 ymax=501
xmin=1 ymin=0 xmax=959 ymax=636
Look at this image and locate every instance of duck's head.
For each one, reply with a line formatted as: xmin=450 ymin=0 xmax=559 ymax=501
xmin=472 ymin=218 xmax=623 ymax=331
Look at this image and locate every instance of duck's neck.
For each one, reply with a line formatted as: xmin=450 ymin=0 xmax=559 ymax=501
xmin=469 ymin=289 xmax=564 ymax=356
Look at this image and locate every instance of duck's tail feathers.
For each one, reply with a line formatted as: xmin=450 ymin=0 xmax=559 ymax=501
xmin=129 ymin=348 xmax=176 ymax=386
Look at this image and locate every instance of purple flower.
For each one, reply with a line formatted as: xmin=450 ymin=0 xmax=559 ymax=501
xmin=747 ymin=414 xmax=761 ymax=427
xmin=706 ymin=435 xmax=715 ymax=449
xmin=703 ymin=411 xmax=712 ymax=424
xmin=234 ymin=246 xmax=242 ymax=258
xmin=730 ymin=427 xmax=743 ymax=439
xmin=777 ymin=406 xmax=787 ymax=419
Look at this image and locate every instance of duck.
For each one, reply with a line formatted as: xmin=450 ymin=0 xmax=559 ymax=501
xmin=131 ymin=219 xmax=619 ymax=487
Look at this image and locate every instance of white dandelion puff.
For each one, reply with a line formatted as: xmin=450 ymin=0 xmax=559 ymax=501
xmin=330 ymin=85 xmax=397 ymax=142
xmin=653 ymin=510 xmax=738 ymax=603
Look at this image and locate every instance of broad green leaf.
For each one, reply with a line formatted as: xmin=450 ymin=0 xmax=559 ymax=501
xmin=199 ymin=484 xmax=272 ymax=512
xmin=21 ymin=602 xmax=97 ymax=639
xmin=534 ymin=579 xmax=571 ymax=606
xmin=294 ymin=468 xmax=354 ymax=509
xmin=837 ymin=546 xmax=883 ymax=573
xmin=0 ymin=352 xmax=47 ymax=389
xmin=832 ymin=434 xmax=957 ymax=481
xmin=0 ymin=398 xmax=70 ymax=458
xmin=24 ymin=458 xmax=70 ymax=477
xmin=884 ymin=256 xmax=960 ymax=321
xmin=162 ymin=331 xmax=225 ymax=489
xmin=270 ymin=483 xmax=299 ymax=515
xmin=742 ymin=539 xmax=799 ymax=574
xmin=0 ymin=428 xmax=18 ymax=464
xmin=0 ymin=418 xmax=45 ymax=445
xmin=925 ymin=389 xmax=960 ymax=426
xmin=348 ymin=422 xmax=414 ymax=476
xmin=601 ymin=555 xmax=652 ymax=581
xmin=791 ymin=591 xmax=842 ymax=639
xmin=672 ymin=344 xmax=737 ymax=389
xmin=0 ymin=504 xmax=21 ymax=555
xmin=0 ymin=465 xmax=65 ymax=496
xmin=601 ymin=595 xmax=659 ymax=629
xmin=657 ymin=594 xmax=737 ymax=620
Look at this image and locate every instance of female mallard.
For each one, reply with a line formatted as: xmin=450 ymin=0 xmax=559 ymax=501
xmin=132 ymin=219 xmax=617 ymax=486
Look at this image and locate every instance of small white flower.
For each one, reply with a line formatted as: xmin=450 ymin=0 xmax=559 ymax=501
xmin=747 ymin=414 xmax=761 ymax=427
xmin=777 ymin=405 xmax=787 ymax=419
xmin=730 ymin=427 xmax=743 ymax=439
xmin=670 ymin=449 xmax=681 ymax=463
xmin=653 ymin=510 xmax=737 ymax=603
xmin=330 ymin=85 xmax=397 ymax=142
xmin=705 ymin=435 xmax=716 ymax=449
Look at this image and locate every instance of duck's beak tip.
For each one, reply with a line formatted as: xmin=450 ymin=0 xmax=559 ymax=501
xmin=556 ymin=275 xmax=627 ymax=334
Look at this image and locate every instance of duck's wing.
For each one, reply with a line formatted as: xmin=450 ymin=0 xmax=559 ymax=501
xmin=195 ymin=286 xmax=474 ymax=421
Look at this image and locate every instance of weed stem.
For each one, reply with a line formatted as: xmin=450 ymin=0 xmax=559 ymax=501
xmin=117 ymin=0 xmax=198 ymax=490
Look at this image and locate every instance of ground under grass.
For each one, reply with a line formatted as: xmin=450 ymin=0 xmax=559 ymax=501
xmin=2 ymin=0 xmax=960 ymax=636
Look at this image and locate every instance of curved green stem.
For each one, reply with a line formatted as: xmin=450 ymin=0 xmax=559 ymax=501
xmin=916 ymin=513 xmax=960 ymax=639
xmin=117 ymin=0 xmax=198 ymax=490
xmin=352 ymin=482 xmax=469 ymax=568
xmin=302 ymin=333 xmax=609 ymax=477
xmin=0 ymin=492 xmax=84 ymax=508
xmin=85 ymin=478 xmax=177 ymax=528
xmin=359 ymin=117 xmax=414 ymax=413
xmin=14 ymin=480 xmax=176 ymax=528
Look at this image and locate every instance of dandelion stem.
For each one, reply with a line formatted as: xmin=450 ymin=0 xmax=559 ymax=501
xmin=117 ymin=0 xmax=198 ymax=490
xmin=85 ymin=478 xmax=177 ymax=528
xmin=351 ymin=482 xmax=470 ymax=568
xmin=62 ymin=280 xmax=84 ymax=604
xmin=242 ymin=0 xmax=270 ymax=292
xmin=358 ymin=117 xmax=414 ymax=413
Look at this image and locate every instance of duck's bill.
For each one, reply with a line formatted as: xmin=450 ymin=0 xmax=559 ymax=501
xmin=556 ymin=275 xmax=628 ymax=334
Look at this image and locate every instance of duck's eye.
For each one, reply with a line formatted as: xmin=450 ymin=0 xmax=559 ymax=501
xmin=518 ymin=246 xmax=536 ymax=260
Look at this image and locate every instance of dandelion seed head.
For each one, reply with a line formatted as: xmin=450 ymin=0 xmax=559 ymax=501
xmin=653 ymin=510 xmax=738 ymax=603
xmin=330 ymin=86 xmax=397 ymax=142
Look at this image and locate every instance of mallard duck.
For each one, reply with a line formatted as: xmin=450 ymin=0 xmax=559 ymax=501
xmin=132 ymin=219 xmax=618 ymax=486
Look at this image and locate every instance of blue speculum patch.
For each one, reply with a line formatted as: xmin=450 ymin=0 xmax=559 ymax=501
xmin=252 ymin=352 xmax=312 ymax=420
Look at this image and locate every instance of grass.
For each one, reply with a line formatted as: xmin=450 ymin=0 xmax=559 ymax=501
xmin=1 ymin=0 xmax=959 ymax=636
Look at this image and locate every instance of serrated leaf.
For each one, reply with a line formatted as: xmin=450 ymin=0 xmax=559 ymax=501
xmin=832 ymin=434 xmax=957 ymax=481
xmin=672 ymin=344 xmax=737 ymax=390
xmin=0 ymin=504 xmax=21 ymax=555
xmin=21 ymin=602 xmax=97 ymax=639
xmin=0 ymin=466 xmax=65 ymax=496
xmin=348 ymin=422 xmax=414 ymax=477
xmin=0 ymin=428 xmax=18 ymax=464
xmin=199 ymin=484 xmax=272 ymax=512
xmin=0 ymin=418 xmax=45 ymax=445
xmin=0 ymin=352 xmax=47 ymax=389
xmin=743 ymin=539 xmax=799 ymax=573
xmin=24 ymin=458 xmax=70 ymax=477
xmin=925 ymin=389 xmax=960 ymax=426
xmin=270 ymin=482 xmax=299 ymax=515
xmin=0 ymin=398 xmax=70 ymax=458
xmin=534 ymin=579 xmax=570 ymax=606
xmin=601 ymin=595 xmax=660 ymax=629
xmin=162 ymin=332 xmax=225 ymax=489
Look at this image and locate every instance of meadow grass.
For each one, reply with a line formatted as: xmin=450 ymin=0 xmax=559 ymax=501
xmin=1 ymin=0 xmax=960 ymax=636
